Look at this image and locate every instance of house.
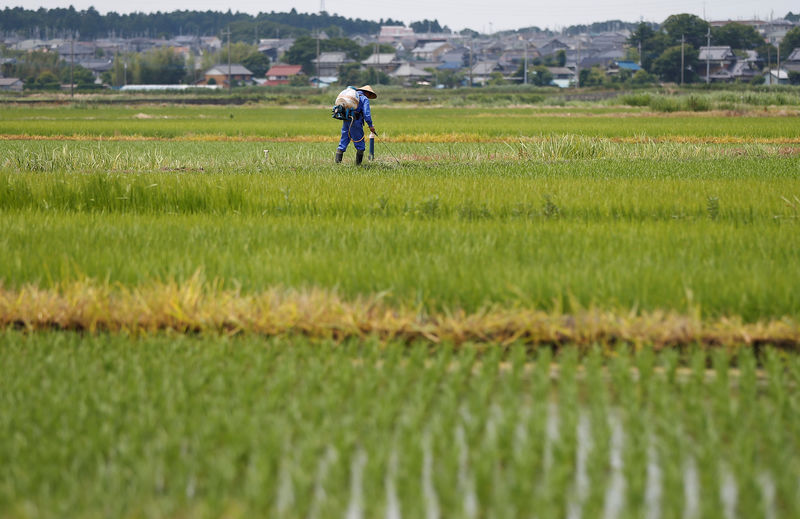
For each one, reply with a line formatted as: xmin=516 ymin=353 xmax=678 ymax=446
xmin=767 ymin=69 xmax=789 ymax=85
xmin=258 ymin=38 xmax=295 ymax=61
xmin=378 ymin=25 xmax=417 ymax=49
xmin=411 ymin=41 xmax=453 ymax=61
xmin=265 ymin=64 xmax=303 ymax=85
xmin=389 ymin=62 xmax=433 ymax=84
xmin=78 ymin=60 xmax=114 ymax=80
xmin=56 ymin=42 xmax=97 ymax=61
xmin=783 ymin=48 xmax=800 ymax=72
xmin=198 ymin=64 xmax=254 ymax=87
xmin=311 ymin=52 xmax=354 ymax=77
xmin=361 ymin=53 xmax=401 ymax=74
xmin=470 ymin=61 xmax=504 ymax=85
xmin=536 ymin=38 xmax=570 ymax=57
xmin=698 ymin=46 xmax=738 ymax=82
xmin=0 ymin=77 xmax=24 ymax=92
xmin=547 ymin=67 xmax=576 ymax=87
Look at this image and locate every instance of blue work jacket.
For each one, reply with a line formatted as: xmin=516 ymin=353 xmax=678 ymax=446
xmin=355 ymin=91 xmax=373 ymax=127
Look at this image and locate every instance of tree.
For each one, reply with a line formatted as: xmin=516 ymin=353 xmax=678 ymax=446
xmin=661 ymin=14 xmax=710 ymax=48
xmin=578 ymin=66 xmax=606 ymax=87
xmin=337 ymin=63 xmax=362 ymax=86
xmin=410 ymin=19 xmax=444 ymax=33
xmin=780 ymin=26 xmax=800 ymax=59
xmin=530 ymin=65 xmax=553 ymax=86
xmin=487 ymin=71 xmax=506 ymax=85
xmin=60 ymin=64 xmax=96 ymax=88
xmin=652 ymin=45 xmax=698 ymax=83
xmin=27 ymin=70 xmax=60 ymax=90
xmin=289 ymin=73 xmax=309 ymax=86
xmin=242 ymin=51 xmax=270 ymax=78
xmin=712 ymin=23 xmax=764 ymax=50
xmin=628 ymin=69 xmax=658 ymax=86
xmin=627 ymin=22 xmax=667 ymax=71
xmin=437 ymin=69 xmax=464 ymax=88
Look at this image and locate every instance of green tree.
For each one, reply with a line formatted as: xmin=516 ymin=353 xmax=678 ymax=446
xmin=29 ymin=70 xmax=60 ymax=90
xmin=578 ymin=66 xmax=607 ymax=87
xmin=337 ymin=62 xmax=362 ymax=86
xmin=780 ymin=26 xmax=800 ymax=59
xmin=487 ymin=71 xmax=506 ymax=85
xmin=436 ymin=68 xmax=464 ymax=88
xmin=652 ymin=45 xmax=698 ymax=83
xmin=661 ymin=13 xmax=710 ymax=48
xmin=241 ymin=51 xmax=270 ymax=77
xmin=60 ymin=64 xmax=95 ymax=88
xmin=139 ymin=47 xmax=185 ymax=84
xmin=530 ymin=65 xmax=553 ymax=86
xmin=289 ymin=73 xmax=309 ymax=86
xmin=712 ymin=23 xmax=764 ymax=50
xmin=627 ymin=22 xmax=668 ymax=71
xmin=628 ymin=69 xmax=658 ymax=86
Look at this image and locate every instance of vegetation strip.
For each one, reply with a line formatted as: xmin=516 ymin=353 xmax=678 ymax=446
xmin=3 ymin=279 xmax=798 ymax=348
xmin=6 ymin=133 xmax=800 ymax=145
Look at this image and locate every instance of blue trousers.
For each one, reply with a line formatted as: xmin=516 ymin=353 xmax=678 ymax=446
xmin=337 ymin=119 xmax=366 ymax=152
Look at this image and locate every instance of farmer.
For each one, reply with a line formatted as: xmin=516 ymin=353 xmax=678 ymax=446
xmin=335 ymin=85 xmax=378 ymax=165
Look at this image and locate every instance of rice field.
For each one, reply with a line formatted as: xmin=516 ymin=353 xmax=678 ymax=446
xmin=1 ymin=100 xmax=799 ymax=518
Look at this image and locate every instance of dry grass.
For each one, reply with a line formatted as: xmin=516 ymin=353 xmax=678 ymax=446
xmin=2 ymin=274 xmax=797 ymax=349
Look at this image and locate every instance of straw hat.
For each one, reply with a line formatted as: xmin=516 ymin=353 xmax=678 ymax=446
xmin=357 ymin=85 xmax=377 ymax=99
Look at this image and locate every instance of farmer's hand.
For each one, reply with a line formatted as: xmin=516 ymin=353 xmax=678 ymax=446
xmin=370 ymin=126 xmax=378 ymax=136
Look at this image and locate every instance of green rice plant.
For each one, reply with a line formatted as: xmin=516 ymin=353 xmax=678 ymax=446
xmin=0 ymin=333 xmax=798 ymax=518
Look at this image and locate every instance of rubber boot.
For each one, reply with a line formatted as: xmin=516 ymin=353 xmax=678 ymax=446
xmin=335 ymin=149 xmax=343 ymax=163
xmin=355 ymin=150 xmax=364 ymax=166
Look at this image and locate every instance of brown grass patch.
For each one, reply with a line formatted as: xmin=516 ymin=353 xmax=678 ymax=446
xmin=2 ymin=275 xmax=798 ymax=349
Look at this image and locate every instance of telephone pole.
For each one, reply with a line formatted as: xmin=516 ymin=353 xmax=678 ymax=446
xmin=705 ymin=28 xmax=710 ymax=84
xmin=680 ymin=34 xmax=685 ymax=85
xmin=223 ymin=26 xmax=232 ymax=94
xmin=523 ymin=39 xmax=528 ymax=85
xmin=70 ymin=34 xmax=74 ymax=98
xmin=468 ymin=36 xmax=473 ymax=87
xmin=315 ymin=30 xmax=320 ymax=88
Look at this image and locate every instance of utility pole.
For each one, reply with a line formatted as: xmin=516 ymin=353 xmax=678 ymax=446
xmin=638 ymin=40 xmax=642 ymax=67
xmin=523 ymin=39 xmax=528 ymax=85
xmin=576 ymin=40 xmax=581 ymax=88
xmin=680 ymin=34 xmax=685 ymax=85
xmin=315 ymin=30 xmax=320 ymax=88
xmin=468 ymin=36 xmax=473 ymax=87
xmin=222 ymin=26 xmax=232 ymax=94
xmin=705 ymin=28 xmax=710 ymax=84
xmin=777 ymin=42 xmax=781 ymax=84
xmin=70 ymin=34 xmax=74 ymax=98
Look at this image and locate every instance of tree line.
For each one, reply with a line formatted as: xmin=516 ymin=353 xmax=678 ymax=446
xmin=0 ymin=6 xmax=405 ymax=40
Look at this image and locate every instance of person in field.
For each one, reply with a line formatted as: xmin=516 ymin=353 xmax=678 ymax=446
xmin=335 ymin=85 xmax=378 ymax=165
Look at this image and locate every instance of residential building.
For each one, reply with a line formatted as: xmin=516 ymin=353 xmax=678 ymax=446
xmin=198 ymin=64 xmax=254 ymax=86
xmin=361 ymin=53 xmax=401 ymax=73
xmin=783 ymin=48 xmax=800 ymax=72
xmin=0 ymin=77 xmax=24 ymax=91
xmin=411 ymin=41 xmax=453 ymax=61
xmin=698 ymin=46 xmax=737 ymax=82
xmin=547 ymin=66 xmax=576 ymax=87
xmin=389 ymin=61 xmax=433 ymax=84
xmin=311 ymin=52 xmax=354 ymax=77
xmin=470 ymin=61 xmax=503 ymax=85
xmin=265 ymin=64 xmax=303 ymax=85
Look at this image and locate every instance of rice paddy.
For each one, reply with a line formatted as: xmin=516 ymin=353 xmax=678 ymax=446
xmin=1 ymin=98 xmax=799 ymax=518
